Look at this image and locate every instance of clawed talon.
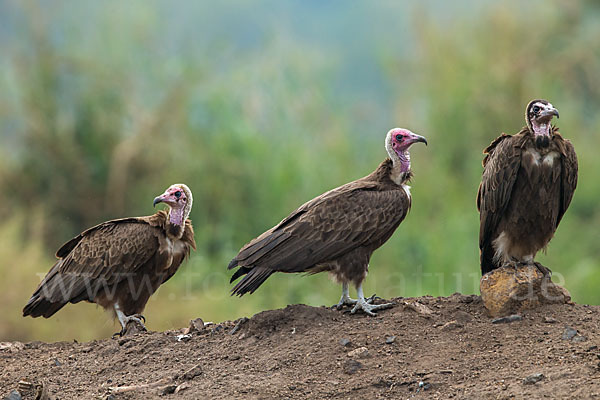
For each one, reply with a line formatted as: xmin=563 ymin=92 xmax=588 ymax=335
xmin=533 ymin=262 xmax=552 ymax=277
xmin=334 ymin=297 xmax=357 ymax=310
xmin=133 ymin=314 xmax=146 ymax=323
xmin=334 ymin=283 xmax=393 ymax=316
xmin=350 ymin=299 xmax=395 ymax=316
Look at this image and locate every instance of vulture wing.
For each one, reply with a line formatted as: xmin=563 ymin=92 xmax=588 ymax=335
xmin=23 ymin=217 xmax=165 ymax=318
xmin=477 ymin=134 xmax=522 ymax=272
xmin=229 ymin=182 xmax=410 ymax=295
xmin=556 ymin=135 xmax=578 ymax=226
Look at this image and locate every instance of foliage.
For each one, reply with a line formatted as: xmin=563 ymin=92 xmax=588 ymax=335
xmin=0 ymin=0 xmax=598 ymax=341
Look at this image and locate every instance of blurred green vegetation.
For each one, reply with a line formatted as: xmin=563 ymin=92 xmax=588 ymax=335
xmin=0 ymin=0 xmax=598 ymax=342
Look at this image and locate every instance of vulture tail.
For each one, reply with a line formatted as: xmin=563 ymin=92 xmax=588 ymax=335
xmin=22 ymin=295 xmax=67 ymax=318
xmin=230 ymin=267 xmax=273 ymax=296
xmin=480 ymin=244 xmax=498 ymax=275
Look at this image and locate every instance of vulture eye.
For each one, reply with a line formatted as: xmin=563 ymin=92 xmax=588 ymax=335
xmin=395 ymin=134 xmax=403 ymax=141
xmin=174 ymin=191 xmax=182 ymax=199
xmin=532 ymin=105 xmax=540 ymax=113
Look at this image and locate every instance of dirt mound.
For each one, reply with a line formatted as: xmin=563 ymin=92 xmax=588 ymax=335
xmin=2 ymin=294 xmax=600 ymax=399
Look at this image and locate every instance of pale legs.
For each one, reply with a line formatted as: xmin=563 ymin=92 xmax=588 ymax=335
xmin=335 ymin=282 xmax=394 ymax=316
xmin=113 ymin=303 xmax=147 ymax=336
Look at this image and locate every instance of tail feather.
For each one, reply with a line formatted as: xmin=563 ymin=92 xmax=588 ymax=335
xmin=230 ymin=267 xmax=273 ymax=296
xmin=23 ymin=295 xmax=66 ymax=318
xmin=480 ymin=243 xmax=498 ymax=275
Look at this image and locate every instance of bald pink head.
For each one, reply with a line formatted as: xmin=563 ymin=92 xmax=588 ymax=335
xmin=385 ymin=128 xmax=427 ymax=159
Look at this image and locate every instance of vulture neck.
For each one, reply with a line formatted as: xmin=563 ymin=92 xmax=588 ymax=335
xmin=529 ymin=120 xmax=553 ymax=148
xmin=167 ymin=207 xmax=186 ymax=239
xmin=531 ymin=120 xmax=551 ymax=138
xmin=390 ymin=151 xmax=412 ymax=186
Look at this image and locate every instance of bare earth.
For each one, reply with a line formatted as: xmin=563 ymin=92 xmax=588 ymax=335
xmin=2 ymin=293 xmax=600 ymax=399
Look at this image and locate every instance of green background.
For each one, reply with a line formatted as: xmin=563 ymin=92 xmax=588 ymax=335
xmin=0 ymin=0 xmax=598 ymax=341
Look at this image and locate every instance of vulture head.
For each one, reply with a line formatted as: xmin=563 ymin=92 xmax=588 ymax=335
xmin=153 ymin=183 xmax=193 ymax=226
xmin=385 ymin=128 xmax=427 ymax=164
xmin=525 ymin=99 xmax=559 ymax=144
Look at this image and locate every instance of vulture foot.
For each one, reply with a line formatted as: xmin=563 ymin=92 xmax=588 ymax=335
xmin=335 ymin=296 xmax=358 ymax=310
xmin=334 ymin=294 xmax=381 ymax=310
xmin=349 ymin=284 xmax=394 ymax=316
xmin=533 ymin=262 xmax=552 ymax=277
xmin=350 ymin=299 xmax=395 ymax=316
xmin=114 ymin=307 xmax=148 ymax=336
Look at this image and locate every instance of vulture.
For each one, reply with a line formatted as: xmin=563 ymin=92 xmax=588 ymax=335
xmin=228 ymin=128 xmax=427 ymax=316
xmin=477 ymin=99 xmax=578 ymax=275
xmin=23 ymin=184 xmax=196 ymax=335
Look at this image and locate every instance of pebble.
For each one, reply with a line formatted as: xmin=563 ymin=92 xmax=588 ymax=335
xmin=189 ymin=318 xmax=205 ymax=333
xmin=347 ymin=347 xmax=369 ymax=359
xmin=491 ymin=314 xmax=523 ymax=324
xmin=440 ymin=320 xmax=463 ymax=331
xmin=543 ymin=316 xmax=557 ymax=324
xmin=385 ymin=336 xmax=396 ymax=344
xmin=4 ymin=390 xmax=21 ymax=400
xmin=523 ymin=373 xmax=544 ymax=385
xmin=562 ymin=327 xmax=577 ymax=340
xmin=176 ymin=334 xmax=192 ymax=342
xmin=343 ymin=359 xmax=362 ymax=374
xmin=183 ymin=364 xmax=203 ymax=380
xmin=339 ymin=338 xmax=351 ymax=347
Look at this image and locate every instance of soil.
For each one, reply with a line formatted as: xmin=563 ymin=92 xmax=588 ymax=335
xmin=2 ymin=293 xmax=600 ymax=399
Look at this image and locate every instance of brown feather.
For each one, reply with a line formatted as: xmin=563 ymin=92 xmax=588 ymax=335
xmin=478 ymin=126 xmax=578 ymax=274
xmin=229 ymin=158 xmax=412 ymax=295
xmin=23 ymin=210 xmax=195 ymax=319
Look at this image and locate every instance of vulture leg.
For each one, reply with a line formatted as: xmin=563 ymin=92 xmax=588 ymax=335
xmin=350 ymin=284 xmax=394 ymax=316
xmin=114 ymin=304 xmax=147 ymax=336
xmin=335 ymin=282 xmax=357 ymax=309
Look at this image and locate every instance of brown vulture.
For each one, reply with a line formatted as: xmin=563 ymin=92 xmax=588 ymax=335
xmin=477 ymin=99 xmax=578 ymax=275
xmin=23 ymin=184 xmax=196 ymax=334
xmin=228 ymin=128 xmax=427 ymax=315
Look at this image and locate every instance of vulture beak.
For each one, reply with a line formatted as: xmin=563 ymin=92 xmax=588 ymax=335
xmin=542 ymin=107 xmax=559 ymax=119
xmin=410 ymin=133 xmax=428 ymax=146
xmin=153 ymin=195 xmax=165 ymax=207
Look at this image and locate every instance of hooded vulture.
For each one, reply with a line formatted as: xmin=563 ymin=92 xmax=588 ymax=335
xmin=23 ymin=184 xmax=196 ymax=335
xmin=477 ymin=99 xmax=578 ymax=275
xmin=228 ymin=128 xmax=427 ymax=316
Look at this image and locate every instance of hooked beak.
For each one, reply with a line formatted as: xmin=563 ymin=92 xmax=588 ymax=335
xmin=410 ymin=133 xmax=428 ymax=146
xmin=153 ymin=195 xmax=165 ymax=207
xmin=542 ymin=107 xmax=559 ymax=119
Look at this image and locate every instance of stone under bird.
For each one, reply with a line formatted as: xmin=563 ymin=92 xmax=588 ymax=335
xmin=228 ymin=128 xmax=427 ymax=316
xmin=477 ymin=99 xmax=578 ymax=275
xmin=23 ymin=184 xmax=196 ymax=335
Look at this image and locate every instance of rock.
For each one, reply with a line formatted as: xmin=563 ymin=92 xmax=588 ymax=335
xmin=339 ymin=338 xmax=351 ymax=347
xmin=158 ymin=384 xmax=177 ymax=395
xmin=174 ymin=383 xmax=190 ymax=393
xmin=343 ymin=359 xmax=362 ymax=374
xmin=454 ymin=310 xmax=473 ymax=323
xmin=562 ymin=326 xmax=577 ymax=340
xmin=572 ymin=335 xmax=588 ymax=343
xmin=403 ymin=301 xmax=434 ymax=317
xmin=4 ymin=390 xmax=21 ymax=400
xmin=480 ymin=264 xmax=571 ymax=317
xmin=523 ymin=373 xmax=544 ymax=385
xmin=543 ymin=316 xmax=558 ymax=324
xmin=182 ymin=364 xmax=203 ymax=380
xmin=491 ymin=314 xmax=523 ymax=324
xmin=439 ymin=320 xmax=463 ymax=331
xmin=347 ymin=347 xmax=369 ymax=359
xmin=0 ymin=342 xmax=24 ymax=352
xmin=189 ymin=318 xmax=205 ymax=333
xmin=385 ymin=336 xmax=396 ymax=344
xmin=176 ymin=334 xmax=192 ymax=342
xmin=123 ymin=319 xmax=147 ymax=336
